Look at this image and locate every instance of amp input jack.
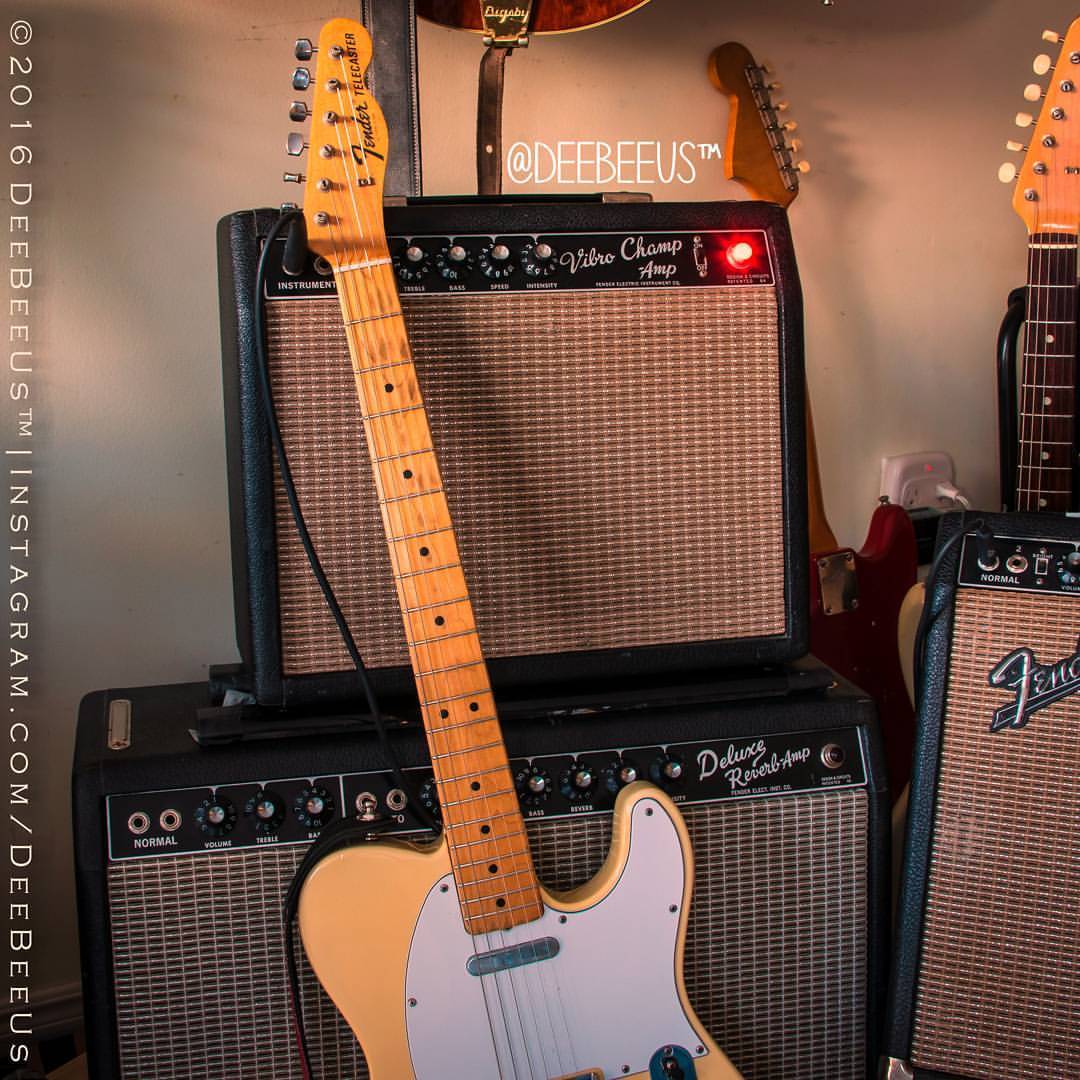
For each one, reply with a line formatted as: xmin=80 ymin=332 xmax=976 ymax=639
xmin=821 ymin=744 xmax=846 ymax=770
xmin=1006 ymin=554 xmax=1029 ymax=574
xmin=127 ymin=811 xmax=150 ymax=835
xmin=386 ymin=788 xmax=408 ymax=812
xmin=159 ymin=809 xmax=182 ymax=833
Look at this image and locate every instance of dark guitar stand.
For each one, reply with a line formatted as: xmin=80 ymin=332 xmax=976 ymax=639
xmin=997 ymin=286 xmax=1025 ymax=512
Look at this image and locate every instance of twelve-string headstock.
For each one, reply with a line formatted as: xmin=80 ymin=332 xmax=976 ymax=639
xmin=1000 ymin=17 xmax=1080 ymax=235
xmin=707 ymin=42 xmax=809 ymax=207
xmin=285 ymin=19 xmax=389 ymax=267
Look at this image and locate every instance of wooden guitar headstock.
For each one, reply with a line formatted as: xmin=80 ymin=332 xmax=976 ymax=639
xmin=1001 ymin=17 xmax=1080 ymax=235
xmin=708 ymin=42 xmax=809 ymax=207
xmin=287 ymin=19 xmax=390 ymax=268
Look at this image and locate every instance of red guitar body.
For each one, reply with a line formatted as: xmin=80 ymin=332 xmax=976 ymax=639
xmin=809 ymin=502 xmax=917 ymax=799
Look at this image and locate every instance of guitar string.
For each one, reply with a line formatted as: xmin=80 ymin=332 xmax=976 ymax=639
xmin=329 ymin=62 xmax=572 ymax=1080
xmin=322 ymin=177 xmax=521 ymax=1080
xmin=327 ymin=61 xmax=542 ymax=1079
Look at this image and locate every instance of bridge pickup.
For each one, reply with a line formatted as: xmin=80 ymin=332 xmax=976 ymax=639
xmin=465 ymin=935 xmax=560 ymax=976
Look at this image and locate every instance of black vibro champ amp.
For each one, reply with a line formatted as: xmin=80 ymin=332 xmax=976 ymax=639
xmin=886 ymin=511 xmax=1080 ymax=1079
xmin=74 ymin=671 xmax=888 ymax=1080
xmin=217 ymin=199 xmax=807 ymax=707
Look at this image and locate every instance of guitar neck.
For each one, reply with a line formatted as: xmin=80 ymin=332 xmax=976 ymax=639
xmin=1016 ymin=232 xmax=1079 ymax=512
xmin=333 ymin=257 xmax=544 ymax=935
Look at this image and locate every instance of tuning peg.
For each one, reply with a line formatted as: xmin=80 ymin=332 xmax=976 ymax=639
xmin=1043 ymin=30 xmax=1062 ymax=45
xmin=283 ymin=172 xmax=306 ymax=184
xmin=789 ymin=138 xmax=803 ymax=153
xmin=289 ymin=101 xmax=311 ymax=123
xmin=775 ymin=100 xmax=790 ymax=112
xmin=294 ymin=38 xmax=317 ymax=61
xmin=781 ymin=119 xmax=798 ymax=132
xmin=1024 ymin=83 xmax=1045 ymax=101
xmin=1034 ymin=54 xmax=1053 ymax=75
xmin=998 ymin=162 xmax=1018 ymax=183
xmin=767 ymin=81 xmax=783 ymax=92
xmin=1016 ymin=111 xmax=1035 ymax=128
xmin=758 ymin=58 xmax=775 ymax=75
xmin=286 ymin=132 xmax=308 ymax=157
xmin=292 ymin=68 xmax=311 ymax=91
xmin=796 ymin=160 xmax=811 ymax=174
xmin=1006 ymin=139 xmax=1026 ymax=152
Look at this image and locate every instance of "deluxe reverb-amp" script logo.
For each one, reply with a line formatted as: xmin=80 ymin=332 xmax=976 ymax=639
xmin=987 ymin=637 xmax=1080 ymax=732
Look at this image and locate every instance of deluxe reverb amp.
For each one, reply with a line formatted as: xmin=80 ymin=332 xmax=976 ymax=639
xmin=75 ymin=674 xmax=887 ymax=1080
xmin=886 ymin=511 xmax=1080 ymax=1079
xmin=218 ymin=200 xmax=807 ymax=707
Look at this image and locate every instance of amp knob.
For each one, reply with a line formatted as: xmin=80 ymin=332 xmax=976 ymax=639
xmin=244 ymin=789 xmax=286 ymax=834
xmin=478 ymin=242 xmax=515 ymax=280
xmin=521 ymin=240 xmax=558 ymax=278
xmin=514 ymin=764 xmax=552 ymax=807
xmin=649 ymin=754 xmax=685 ymax=789
xmin=602 ymin=756 xmax=641 ymax=799
xmin=559 ymin=759 xmax=598 ymax=802
xmin=393 ymin=242 xmax=431 ymax=283
xmin=294 ymin=785 xmax=336 ymax=830
xmin=434 ymin=242 xmax=473 ymax=282
xmin=194 ymin=795 xmax=237 ymax=838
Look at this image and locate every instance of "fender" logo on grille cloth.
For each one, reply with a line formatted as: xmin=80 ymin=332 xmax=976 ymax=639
xmin=987 ymin=637 xmax=1080 ymax=732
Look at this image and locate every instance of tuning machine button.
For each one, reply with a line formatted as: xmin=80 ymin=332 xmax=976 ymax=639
xmin=294 ymin=785 xmax=336 ymax=830
xmin=195 ymin=795 xmax=237 ymax=838
xmin=521 ymin=240 xmax=558 ymax=279
xmin=292 ymin=67 xmax=312 ymax=91
xmin=435 ymin=242 xmax=474 ymax=282
xmin=286 ymin=133 xmax=308 ymax=158
xmin=393 ymin=242 xmax=432 ymax=283
xmin=295 ymin=38 xmax=317 ymax=61
xmin=478 ymin=242 xmax=515 ymax=280
xmin=514 ymin=764 xmax=552 ymax=807
xmin=559 ymin=759 xmax=598 ymax=802
xmin=244 ymin=789 xmax=286 ymax=834
xmin=289 ymin=101 xmax=311 ymax=123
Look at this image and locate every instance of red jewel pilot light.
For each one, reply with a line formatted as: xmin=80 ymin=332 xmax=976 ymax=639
xmin=726 ymin=240 xmax=756 ymax=270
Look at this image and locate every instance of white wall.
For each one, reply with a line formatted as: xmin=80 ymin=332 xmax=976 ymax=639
xmin=13 ymin=0 xmax=1073 ymax=1006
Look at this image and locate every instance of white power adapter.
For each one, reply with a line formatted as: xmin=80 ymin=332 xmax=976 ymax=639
xmin=880 ymin=451 xmax=969 ymax=510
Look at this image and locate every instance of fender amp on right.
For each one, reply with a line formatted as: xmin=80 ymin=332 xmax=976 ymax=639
xmin=886 ymin=511 xmax=1080 ymax=1079
xmin=217 ymin=199 xmax=807 ymax=707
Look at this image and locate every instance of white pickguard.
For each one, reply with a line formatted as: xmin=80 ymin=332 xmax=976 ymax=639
xmin=404 ymin=794 xmax=708 ymax=1079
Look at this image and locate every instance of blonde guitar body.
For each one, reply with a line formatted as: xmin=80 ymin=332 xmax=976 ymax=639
xmin=299 ymin=782 xmax=739 ymax=1080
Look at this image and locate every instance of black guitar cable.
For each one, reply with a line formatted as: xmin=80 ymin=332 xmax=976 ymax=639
xmin=253 ymin=210 xmax=440 ymax=1077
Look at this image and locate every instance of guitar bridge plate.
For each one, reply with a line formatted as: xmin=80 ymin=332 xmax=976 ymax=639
xmin=817 ymin=550 xmax=859 ymax=615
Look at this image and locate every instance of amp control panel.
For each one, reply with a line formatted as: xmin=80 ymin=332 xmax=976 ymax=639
xmin=265 ymin=228 xmax=776 ymax=298
xmin=107 ymin=727 xmax=867 ymax=861
xmin=959 ymin=533 xmax=1080 ymax=594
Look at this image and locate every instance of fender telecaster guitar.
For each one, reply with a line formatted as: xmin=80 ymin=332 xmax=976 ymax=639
xmin=293 ymin=20 xmax=742 ymax=1080
xmin=709 ymin=42 xmax=918 ymax=798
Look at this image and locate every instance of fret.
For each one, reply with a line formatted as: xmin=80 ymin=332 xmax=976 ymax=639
xmin=402 ymin=596 xmax=470 ymax=613
xmin=345 ymin=312 xmax=402 ymax=326
xmin=1027 ymin=283 xmax=1076 ymax=289
xmin=1017 ymin=465 xmax=1072 ymax=471
xmin=441 ymin=787 xmax=517 ymax=809
xmin=1019 ymin=412 xmax=1074 ymax=418
xmin=448 ymin=808 xmax=523 ymax=829
xmin=451 ymin=830 xmax=531 ymax=851
xmin=1021 ymin=384 xmax=1075 ymax=389
xmin=414 ymin=658 xmax=486 ymax=679
xmin=1022 ymin=353 xmax=1077 ymax=360
xmin=1019 ymin=439 xmax=1074 ymax=446
xmin=395 ymin=560 xmax=462 ymax=581
xmin=438 ymin=767 xmax=508 ymax=790
xmin=1029 ymin=242 xmax=1078 ymax=250
xmin=1017 ymin=486 xmax=1072 ymax=493
xmin=454 ymin=851 xmax=535 ymax=872
xmin=1027 ymin=319 xmax=1076 ymax=325
xmin=458 ymin=883 xmax=542 ymax=906
xmin=410 ymin=627 xmax=480 ymax=649
xmin=431 ymin=740 xmax=504 ymax=762
xmin=421 ymin=688 xmax=492 ymax=708
xmin=425 ymin=714 xmax=497 ymax=736
xmin=363 ymin=403 xmax=427 ymax=421
xmin=351 ymin=357 xmax=414 ymax=375
xmin=387 ymin=524 xmax=454 ymax=545
xmin=374 ymin=446 xmax=436 ymax=465
xmin=378 ymin=485 xmax=444 ymax=505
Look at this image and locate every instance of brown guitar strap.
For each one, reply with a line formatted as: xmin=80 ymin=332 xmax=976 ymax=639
xmin=476 ymin=1 xmax=535 ymax=195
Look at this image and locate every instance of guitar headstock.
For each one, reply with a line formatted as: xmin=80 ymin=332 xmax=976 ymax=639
xmin=707 ymin=42 xmax=809 ymax=207
xmin=1000 ymin=17 xmax=1080 ymax=235
xmin=285 ymin=19 xmax=389 ymax=267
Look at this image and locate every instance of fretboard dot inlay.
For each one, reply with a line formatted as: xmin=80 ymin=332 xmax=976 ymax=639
xmin=384 ymin=382 xmax=394 ymax=393
xmin=434 ymin=616 xmax=445 ymax=626
xmin=495 ymin=898 xmax=506 ymax=908
xmin=471 ymin=781 xmax=481 ymax=791
xmin=402 ymin=469 xmax=413 ymax=479
xmin=1041 ymin=498 xmax=1049 ymax=507
xmin=439 ymin=709 xmax=449 ymax=719
xmin=469 ymin=702 xmax=479 ymax=712
xmin=488 ymin=864 xmax=498 ymax=874
xmin=480 ymin=825 xmax=490 ymax=835
xmin=1045 ymin=395 xmax=1053 ymax=405
xmin=419 ymin=546 xmax=430 ymax=557
xmin=1043 ymin=451 xmax=1051 ymax=460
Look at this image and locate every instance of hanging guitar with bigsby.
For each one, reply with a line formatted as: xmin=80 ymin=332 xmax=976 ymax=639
xmin=293 ymin=20 xmax=742 ymax=1080
xmin=709 ymin=42 xmax=918 ymax=798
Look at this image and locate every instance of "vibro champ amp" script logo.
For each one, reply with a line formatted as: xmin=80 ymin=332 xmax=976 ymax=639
xmin=987 ymin=637 xmax=1080 ymax=732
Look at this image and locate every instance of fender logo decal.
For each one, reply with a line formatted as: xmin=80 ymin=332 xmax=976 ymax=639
xmin=988 ymin=637 xmax=1080 ymax=731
